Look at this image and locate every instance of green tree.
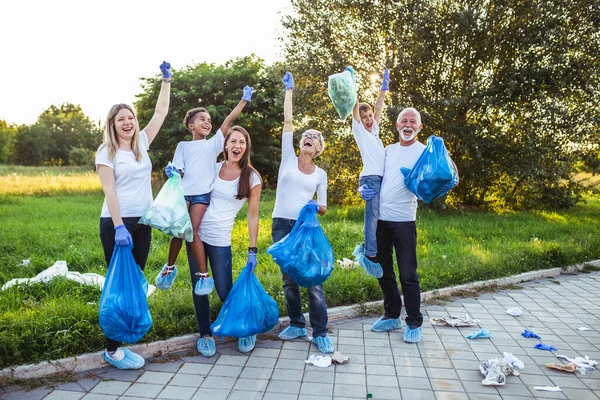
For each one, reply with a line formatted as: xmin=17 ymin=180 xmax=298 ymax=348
xmin=135 ymin=55 xmax=284 ymax=187
xmin=0 ymin=120 xmax=17 ymax=164
xmin=12 ymin=124 xmax=55 ymax=166
xmin=37 ymin=104 xmax=101 ymax=165
xmin=282 ymin=0 xmax=600 ymax=208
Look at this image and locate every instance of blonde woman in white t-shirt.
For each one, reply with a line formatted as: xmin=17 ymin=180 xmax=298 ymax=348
xmin=271 ymin=72 xmax=335 ymax=354
xmin=95 ymin=61 xmax=171 ymax=370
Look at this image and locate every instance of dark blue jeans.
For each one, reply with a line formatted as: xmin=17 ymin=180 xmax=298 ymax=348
xmin=186 ymin=241 xmax=233 ymax=336
xmin=272 ymin=218 xmax=329 ymax=337
xmin=376 ymin=220 xmax=423 ymax=328
xmin=358 ymin=175 xmax=382 ymax=257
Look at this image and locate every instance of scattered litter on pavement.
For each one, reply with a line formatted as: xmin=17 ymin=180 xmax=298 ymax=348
xmin=305 ymin=354 xmax=332 ymax=367
xmin=506 ymin=307 xmax=522 ymax=316
xmin=430 ymin=314 xmax=480 ymax=327
xmin=556 ymin=355 xmax=598 ymax=374
xmin=332 ymin=351 xmax=349 ymax=364
xmin=535 ymin=343 xmax=557 ymax=352
xmin=577 ymin=327 xmax=592 ymax=331
xmin=546 ymin=363 xmax=577 ymax=373
xmin=480 ymin=357 xmax=520 ymax=386
xmin=466 ymin=328 xmax=491 ymax=339
xmin=533 ymin=386 xmax=562 ymax=392
xmin=521 ymin=329 xmax=541 ymax=339
xmin=503 ymin=352 xmax=525 ymax=370
xmin=337 ymin=258 xmax=358 ymax=269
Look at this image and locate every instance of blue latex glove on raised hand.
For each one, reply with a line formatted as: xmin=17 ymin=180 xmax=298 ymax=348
xmin=381 ymin=67 xmax=390 ymax=91
xmin=247 ymin=251 xmax=257 ymax=272
xmin=114 ymin=224 xmax=132 ymax=247
xmin=242 ymin=86 xmax=253 ymax=102
xmin=307 ymin=199 xmax=320 ymax=213
xmin=358 ymin=184 xmax=376 ymax=201
xmin=165 ymin=162 xmax=180 ymax=178
xmin=282 ymin=72 xmax=294 ymax=90
xmin=160 ymin=61 xmax=172 ymax=79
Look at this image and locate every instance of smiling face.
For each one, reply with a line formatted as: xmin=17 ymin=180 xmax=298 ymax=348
xmin=300 ymin=129 xmax=324 ymax=158
xmin=396 ymin=108 xmax=422 ymax=145
xmin=188 ymin=111 xmax=212 ymax=139
xmin=225 ymin=130 xmax=247 ymax=163
xmin=360 ymin=109 xmax=375 ymax=132
xmin=114 ymin=107 xmax=137 ymax=143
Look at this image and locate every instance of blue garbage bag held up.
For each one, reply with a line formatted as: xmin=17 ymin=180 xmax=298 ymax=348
xmin=211 ymin=263 xmax=279 ymax=339
xmin=266 ymin=204 xmax=335 ymax=287
xmin=401 ymin=135 xmax=459 ymax=203
xmin=139 ymin=172 xmax=193 ymax=242
xmin=99 ymin=245 xmax=153 ymax=343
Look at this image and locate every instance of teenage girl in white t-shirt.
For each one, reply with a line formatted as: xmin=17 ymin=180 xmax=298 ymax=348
xmin=95 ymin=61 xmax=172 ymax=371
xmin=271 ymin=72 xmax=335 ymax=354
xmin=157 ymin=87 xmax=253 ymax=292
xmin=187 ymin=126 xmax=262 ymax=357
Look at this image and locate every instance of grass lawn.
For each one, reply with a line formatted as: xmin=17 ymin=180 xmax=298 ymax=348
xmin=1 ymin=166 xmax=600 ymax=368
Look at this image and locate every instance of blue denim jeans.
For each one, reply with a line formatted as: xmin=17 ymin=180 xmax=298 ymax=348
xmin=186 ymin=241 xmax=232 ymax=336
xmin=358 ymin=175 xmax=382 ymax=258
xmin=271 ymin=218 xmax=329 ymax=337
xmin=376 ymin=220 xmax=423 ymax=328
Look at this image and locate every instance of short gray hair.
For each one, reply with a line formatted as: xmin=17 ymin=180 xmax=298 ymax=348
xmin=397 ymin=107 xmax=422 ymax=124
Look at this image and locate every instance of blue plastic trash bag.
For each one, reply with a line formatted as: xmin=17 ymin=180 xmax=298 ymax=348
xmin=139 ymin=172 xmax=193 ymax=242
xmin=328 ymin=69 xmax=357 ymax=119
xmin=466 ymin=328 xmax=491 ymax=340
xmin=266 ymin=204 xmax=335 ymax=287
xmin=211 ymin=263 xmax=279 ymax=338
xmin=99 ymin=245 xmax=153 ymax=343
xmin=522 ymin=329 xmax=541 ymax=339
xmin=401 ymin=135 xmax=459 ymax=203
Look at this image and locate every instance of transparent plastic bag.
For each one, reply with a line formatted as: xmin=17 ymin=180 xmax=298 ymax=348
xmin=328 ymin=70 xmax=357 ymax=119
xmin=99 ymin=245 xmax=153 ymax=343
xmin=401 ymin=135 xmax=459 ymax=203
xmin=267 ymin=204 xmax=335 ymax=287
xmin=139 ymin=173 xmax=193 ymax=242
xmin=210 ymin=263 xmax=279 ymax=338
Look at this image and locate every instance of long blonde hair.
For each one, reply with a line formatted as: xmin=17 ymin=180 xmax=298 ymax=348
xmin=100 ymin=103 xmax=142 ymax=162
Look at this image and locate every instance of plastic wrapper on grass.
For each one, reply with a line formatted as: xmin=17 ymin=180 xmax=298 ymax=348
xmin=99 ymin=245 xmax=152 ymax=343
xmin=210 ymin=263 xmax=279 ymax=339
xmin=401 ymin=135 xmax=459 ymax=203
xmin=267 ymin=204 xmax=335 ymax=287
xmin=139 ymin=173 xmax=193 ymax=242
xmin=328 ymin=70 xmax=357 ymax=120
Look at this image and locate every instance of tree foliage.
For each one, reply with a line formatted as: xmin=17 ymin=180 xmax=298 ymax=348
xmin=135 ymin=55 xmax=284 ymax=187
xmin=0 ymin=120 xmax=17 ymax=164
xmin=12 ymin=124 xmax=55 ymax=166
xmin=282 ymin=0 xmax=600 ymax=209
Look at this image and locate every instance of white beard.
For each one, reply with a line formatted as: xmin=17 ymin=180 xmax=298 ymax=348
xmin=401 ymin=128 xmax=418 ymax=141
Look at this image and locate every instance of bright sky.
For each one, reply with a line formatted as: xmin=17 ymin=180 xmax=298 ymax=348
xmin=0 ymin=0 xmax=291 ymax=125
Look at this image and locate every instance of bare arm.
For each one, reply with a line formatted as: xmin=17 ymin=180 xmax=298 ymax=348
xmin=373 ymin=89 xmax=386 ymax=125
xmin=247 ymin=184 xmax=261 ymax=247
xmin=143 ymin=80 xmax=171 ymax=145
xmin=352 ymin=97 xmax=360 ymax=122
xmin=98 ymin=165 xmax=123 ymax=226
xmin=220 ymin=98 xmax=249 ymax=134
xmin=283 ymin=88 xmax=294 ymax=132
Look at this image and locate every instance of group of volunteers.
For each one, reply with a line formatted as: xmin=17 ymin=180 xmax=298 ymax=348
xmin=96 ymin=61 xmax=451 ymax=370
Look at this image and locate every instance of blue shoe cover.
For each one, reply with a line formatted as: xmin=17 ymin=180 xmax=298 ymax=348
xmin=278 ymin=326 xmax=307 ymax=340
xmin=155 ymin=264 xmax=177 ymax=290
xmin=312 ymin=335 xmax=334 ymax=354
xmin=238 ymin=335 xmax=257 ymax=353
xmin=403 ymin=326 xmax=422 ymax=343
xmin=197 ymin=335 xmax=216 ymax=357
xmin=194 ymin=277 xmax=214 ymax=296
xmin=353 ymin=245 xmax=383 ymax=278
xmin=466 ymin=328 xmax=491 ymax=340
xmin=371 ymin=316 xmax=401 ymax=332
xmin=103 ymin=348 xmax=145 ymax=370
xmin=352 ymin=244 xmax=364 ymax=257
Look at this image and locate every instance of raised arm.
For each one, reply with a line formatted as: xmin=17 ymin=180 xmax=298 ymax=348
xmin=144 ymin=61 xmax=172 ymax=145
xmin=220 ymin=86 xmax=253 ymax=134
xmin=374 ymin=67 xmax=390 ymax=125
xmin=282 ymin=72 xmax=294 ymax=132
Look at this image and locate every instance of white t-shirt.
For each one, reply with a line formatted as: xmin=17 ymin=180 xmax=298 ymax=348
xmin=95 ymin=130 xmax=153 ymax=218
xmin=379 ymin=141 xmax=426 ymax=222
xmin=352 ymin=118 xmax=385 ymax=177
xmin=198 ymin=163 xmax=262 ymax=247
xmin=272 ymin=131 xmax=328 ymax=220
xmin=172 ymin=129 xmax=225 ymax=196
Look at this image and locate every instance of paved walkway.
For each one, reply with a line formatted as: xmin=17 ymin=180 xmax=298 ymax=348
xmin=2 ymin=271 xmax=599 ymax=400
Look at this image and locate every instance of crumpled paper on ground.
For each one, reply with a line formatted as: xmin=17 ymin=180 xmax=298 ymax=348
xmin=430 ymin=314 xmax=480 ymax=327
xmin=503 ymin=352 xmax=525 ymax=370
xmin=332 ymin=351 xmax=349 ymax=364
xmin=506 ymin=307 xmax=522 ymax=316
xmin=556 ymin=355 xmax=598 ymax=374
xmin=337 ymin=258 xmax=358 ymax=269
xmin=546 ymin=363 xmax=577 ymax=373
xmin=305 ymin=354 xmax=332 ymax=368
xmin=480 ymin=357 xmax=520 ymax=386
xmin=534 ymin=386 xmax=561 ymax=392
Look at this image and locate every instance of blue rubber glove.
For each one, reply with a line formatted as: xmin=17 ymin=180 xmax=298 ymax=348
xmin=534 ymin=343 xmax=557 ymax=351
xmin=345 ymin=66 xmax=356 ymax=81
xmin=242 ymin=86 xmax=253 ymax=102
xmin=358 ymin=184 xmax=376 ymax=201
xmin=282 ymin=72 xmax=294 ymax=90
xmin=165 ymin=162 xmax=180 ymax=178
xmin=307 ymin=199 xmax=320 ymax=213
xmin=522 ymin=329 xmax=541 ymax=339
xmin=160 ymin=61 xmax=172 ymax=79
xmin=381 ymin=67 xmax=390 ymax=91
xmin=114 ymin=224 xmax=132 ymax=247
xmin=247 ymin=251 xmax=257 ymax=272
